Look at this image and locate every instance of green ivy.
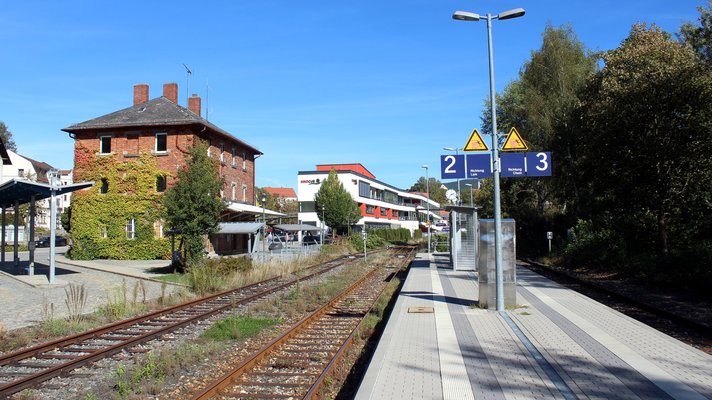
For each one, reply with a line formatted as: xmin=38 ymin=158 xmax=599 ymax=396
xmin=69 ymin=146 xmax=172 ymax=260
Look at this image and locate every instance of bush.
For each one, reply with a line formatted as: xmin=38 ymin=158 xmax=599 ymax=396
xmin=561 ymin=219 xmax=626 ymax=269
xmin=369 ymin=228 xmax=413 ymax=243
xmin=350 ymin=231 xmax=388 ymax=252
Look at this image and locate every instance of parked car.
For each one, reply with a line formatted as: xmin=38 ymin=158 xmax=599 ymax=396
xmin=35 ymin=236 xmax=68 ymax=247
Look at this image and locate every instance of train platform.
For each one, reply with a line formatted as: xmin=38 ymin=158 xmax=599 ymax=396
xmin=355 ymin=252 xmax=712 ymax=400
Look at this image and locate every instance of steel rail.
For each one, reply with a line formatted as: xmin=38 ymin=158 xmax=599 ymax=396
xmin=192 ymin=265 xmax=382 ymax=399
xmin=0 ymin=253 xmax=370 ymax=397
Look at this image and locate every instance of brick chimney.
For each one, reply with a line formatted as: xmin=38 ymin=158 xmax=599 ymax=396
xmin=133 ymin=84 xmax=149 ymax=105
xmin=163 ymin=83 xmax=178 ymax=103
xmin=188 ymin=94 xmax=201 ymax=117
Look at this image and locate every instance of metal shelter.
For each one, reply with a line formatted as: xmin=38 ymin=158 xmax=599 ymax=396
xmin=0 ymin=178 xmax=94 ymax=283
xmin=445 ymin=205 xmax=479 ymax=271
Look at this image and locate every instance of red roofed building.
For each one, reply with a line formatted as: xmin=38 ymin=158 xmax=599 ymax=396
xmin=263 ymin=187 xmax=296 ymax=202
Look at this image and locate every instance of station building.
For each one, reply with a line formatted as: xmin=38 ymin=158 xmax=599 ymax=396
xmin=297 ymin=164 xmax=440 ymax=234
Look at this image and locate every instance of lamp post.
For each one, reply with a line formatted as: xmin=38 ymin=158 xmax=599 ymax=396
xmin=422 ymin=164 xmax=431 ymax=254
xmin=443 ymin=147 xmax=463 ymax=204
xmin=261 ymin=193 xmax=267 ymax=253
xmin=321 ymin=205 xmax=325 ymax=245
xmin=465 ymin=183 xmax=474 ymax=207
xmin=453 ymin=7 xmax=525 ymax=312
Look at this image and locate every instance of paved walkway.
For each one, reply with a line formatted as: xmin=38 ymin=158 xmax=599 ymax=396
xmin=0 ymin=248 xmax=184 ymax=331
xmin=356 ymin=253 xmax=712 ymax=400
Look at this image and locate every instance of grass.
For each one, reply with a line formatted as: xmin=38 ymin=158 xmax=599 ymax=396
xmin=153 ymin=273 xmax=190 ymax=286
xmin=201 ymin=315 xmax=281 ymax=341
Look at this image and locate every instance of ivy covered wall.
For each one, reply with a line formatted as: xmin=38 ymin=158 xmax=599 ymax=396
xmin=70 ymin=144 xmax=172 ymax=260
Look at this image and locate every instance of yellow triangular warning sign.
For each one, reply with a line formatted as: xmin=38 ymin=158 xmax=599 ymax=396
xmin=501 ymin=127 xmax=528 ymax=151
xmin=463 ymin=128 xmax=489 ymax=151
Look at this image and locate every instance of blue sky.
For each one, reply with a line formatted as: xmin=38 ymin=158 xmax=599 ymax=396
xmin=0 ymin=1 xmax=705 ymax=190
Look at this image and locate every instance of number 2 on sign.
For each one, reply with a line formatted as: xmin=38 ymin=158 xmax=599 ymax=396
xmin=444 ymin=155 xmax=457 ymax=174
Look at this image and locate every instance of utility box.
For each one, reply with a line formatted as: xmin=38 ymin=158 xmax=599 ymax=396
xmin=446 ymin=205 xmax=478 ymax=271
xmin=478 ymin=219 xmax=516 ymax=309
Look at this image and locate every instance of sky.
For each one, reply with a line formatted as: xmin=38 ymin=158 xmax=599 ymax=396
xmin=0 ymin=1 xmax=706 ymax=191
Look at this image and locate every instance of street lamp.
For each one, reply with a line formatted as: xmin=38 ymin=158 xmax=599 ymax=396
xmin=261 ymin=193 xmax=267 ymax=252
xmin=422 ymin=164 xmax=431 ymax=254
xmin=453 ymin=7 xmax=525 ymax=312
xmin=443 ymin=147 xmax=463 ymax=204
xmin=465 ymin=183 xmax=474 ymax=207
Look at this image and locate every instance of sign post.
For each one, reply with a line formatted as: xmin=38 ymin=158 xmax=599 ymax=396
xmin=547 ymin=231 xmax=553 ymax=254
xmin=362 ymin=229 xmax=367 ymax=262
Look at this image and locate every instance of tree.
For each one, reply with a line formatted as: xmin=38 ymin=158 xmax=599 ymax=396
xmin=163 ymin=140 xmax=226 ymax=262
xmin=0 ymin=122 xmax=17 ymax=152
xmin=679 ymin=1 xmax=712 ymax=66
xmin=409 ymin=177 xmax=446 ymax=205
xmin=313 ymin=169 xmax=360 ymax=236
xmin=478 ymin=24 xmax=598 ymax=254
xmin=576 ymin=24 xmax=712 ymax=258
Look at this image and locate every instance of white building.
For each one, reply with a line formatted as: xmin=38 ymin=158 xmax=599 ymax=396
xmin=297 ymin=163 xmax=440 ymax=234
xmin=0 ymin=150 xmax=60 ymax=231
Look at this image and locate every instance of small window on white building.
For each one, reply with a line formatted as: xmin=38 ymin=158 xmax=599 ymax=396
xmin=125 ymin=219 xmax=135 ymax=240
xmin=155 ymin=133 xmax=167 ymax=153
xmin=100 ymin=136 xmax=112 ymax=154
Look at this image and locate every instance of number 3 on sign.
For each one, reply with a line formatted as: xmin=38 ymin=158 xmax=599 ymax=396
xmin=440 ymin=155 xmax=465 ymax=179
xmin=526 ymin=152 xmax=551 ymax=177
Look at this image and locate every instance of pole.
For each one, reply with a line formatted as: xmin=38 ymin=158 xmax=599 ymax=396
xmin=455 ymin=149 xmax=461 ymax=204
xmin=49 ymin=171 xmax=57 ymax=284
xmin=469 ymin=188 xmax=473 ymax=207
xmin=486 ymin=13 xmax=505 ymax=312
xmin=425 ymin=167 xmax=431 ymax=253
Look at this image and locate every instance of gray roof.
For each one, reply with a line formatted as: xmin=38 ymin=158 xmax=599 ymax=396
xmin=274 ymin=224 xmax=323 ymax=232
xmin=62 ymin=97 xmax=262 ymax=155
xmin=216 ymin=222 xmax=264 ymax=234
xmin=0 ymin=179 xmax=94 ymax=208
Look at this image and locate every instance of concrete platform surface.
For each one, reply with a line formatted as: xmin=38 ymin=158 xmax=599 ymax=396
xmin=355 ymin=253 xmax=712 ymax=400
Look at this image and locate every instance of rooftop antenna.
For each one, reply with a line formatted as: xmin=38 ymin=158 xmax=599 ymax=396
xmin=182 ymin=63 xmax=192 ymax=104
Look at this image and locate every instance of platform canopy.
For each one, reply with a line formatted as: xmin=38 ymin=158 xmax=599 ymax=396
xmin=226 ymin=202 xmax=286 ymax=217
xmin=0 ymin=179 xmax=94 ymax=208
xmin=216 ymin=222 xmax=264 ymax=234
xmin=273 ymin=224 xmax=323 ymax=232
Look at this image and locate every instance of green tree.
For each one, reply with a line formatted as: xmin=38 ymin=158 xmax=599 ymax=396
xmin=313 ymin=169 xmax=360 ymax=236
xmin=479 ymin=24 xmax=598 ymax=254
xmin=409 ymin=177 xmax=446 ymax=205
xmin=0 ymin=121 xmax=17 ymax=152
xmin=163 ymin=140 xmax=226 ymax=262
xmin=679 ymin=1 xmax=712 ymax=66
xmin=576 ymin=24 xmax=712 ymax=258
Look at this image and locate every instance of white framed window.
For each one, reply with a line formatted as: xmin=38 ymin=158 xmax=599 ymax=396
xmin=100 ymin=136 xmax=112 ymax=154
xmin=154 ymin=221 xmax=164 ymax=238
xmin=231 ymin=147 xmax=236 ymax=167
xmin=242 ymin=184 xmax=248 ymax=202
xmin=231 ymin=182 xmax=237 ymax=201
xmin=207 ymin=140 xmax=212 ymax=157
xmin=100 ymin=225 xmax=108 ymax=238
xmin=156 ymin=176 xmax=167 ymax=192
xmin=220 ymin=144 xmax=225 ymax=163
xmin=125 ymin=219 xmax=135 ymax=240
xmin=155 ymin=133 xmax=167 ymax=153
xmin=242 ymin=152 xmax=247 ymax=170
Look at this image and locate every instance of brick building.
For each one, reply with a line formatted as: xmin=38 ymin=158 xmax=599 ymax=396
xmin=62 ymin=82 xmax=263 ymax=258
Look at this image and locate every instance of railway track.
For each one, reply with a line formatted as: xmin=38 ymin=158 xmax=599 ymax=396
xmin=521 ymin=259 xmax=712 ymax=353
xmin=0 ymin=252 xmax=378 ymax=398
xmin=193 ymin=246 xmax=415 ymax=400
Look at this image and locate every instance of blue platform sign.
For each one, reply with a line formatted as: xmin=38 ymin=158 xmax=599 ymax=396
xmin=440 ymin=154 xmax=465 ymax=179
xmin=501 ymin=153 xmax=526 ymax=177
xmin=526 ymin=152 xmax=552 ymax=177
xmin=466 ymin=154 xmax=492 ymax=178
